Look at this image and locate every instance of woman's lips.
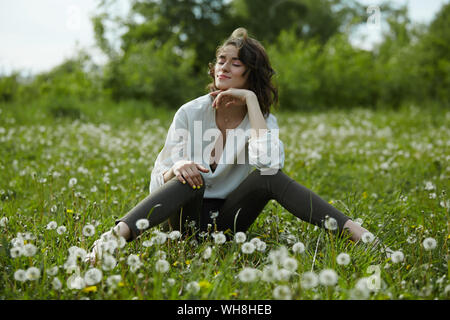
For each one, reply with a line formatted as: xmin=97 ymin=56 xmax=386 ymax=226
xmin=218 ymin=74 xmax=231 ymax=79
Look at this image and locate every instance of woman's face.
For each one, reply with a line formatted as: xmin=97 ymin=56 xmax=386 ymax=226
xmin=214 ymin=45 xmax=249 ymax=90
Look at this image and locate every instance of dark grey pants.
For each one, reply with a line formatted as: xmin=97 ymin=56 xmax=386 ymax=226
xmin=116 ymin=169 xmax=351 ymax=241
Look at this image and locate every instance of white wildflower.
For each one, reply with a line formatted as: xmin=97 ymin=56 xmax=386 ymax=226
xmin=168 ymin=230 xmax=181 ymax=240
xmin=319 ymin=269 xmax=338 ymax=286
xmin=84 ymin=268 xmax=103 ymax=286
xmin=213 ymin=232 xmax=226 ymax=245
xmin=422 ymin=237 xmax=437 ymax=251
xmin=52 ymin=277 xmax=62 ymax=290
xmin=391 ymin=250 xmax=404 ymax=263
xmin=336 ymin=253 xmax=351 ymax=266
xmin=46 ymin=221 xmax=58 ymax=230
xmin=186 ymin=281 xmax=200 ymax=294
xmin=324 ymin=216 xmax=338 ymax=231
xmin=82 ymin=224 xmax=95 ymax=237
xmin=136 ymin=219 xmax=149 ymax=231
xmin=292 ymin=242 xmax=305 ymax=254
xmin=424 ymin=181 xmax=435 ymax=191
xmin=56 ymin=225 xmax=67 ymax=235
xmin=26 ymin=267 xmax=41 ymax=281
xmin=68 ymin=177 xmax=78 ymax=188
xmin=23 ymin=243 xmax=37 ymax=257
xmin=282 ymin=257 xmax=298 ymax=273
xmin=234 ymin=232 xmax=247 ymax=243
xmin=238 ymin=267 xmax=258 ymax=283
xmin=155 ymin=259 xmax=170 ymax=273
xmin=273 ymin=285 xmax=292 ymax=300
xmin=241 ymin=242 xmax=255 ymax=254
xmin=361 ymin=232 xmax=375 ymax=244
xmin=202 ymin=246 xmax=212 ymax=259
xmin=301 ymin=271 xmax=319 ymax=289
xmin=14 ymin=269 xmax=27 ymax=282
xmin=67 ymin=274 xmax=86 ymax=290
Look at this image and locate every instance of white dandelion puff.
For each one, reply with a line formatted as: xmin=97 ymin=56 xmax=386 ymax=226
xmin=56 ymin=225 xmax=67 ymax=235
xmin=10 ymin=246 xmax=23 ymax=258
xmin=106 ymin=275 xmax=122 ymax=288
xmin=424 ymin=181 xmax=435 ymax=191
xmin=52 ymin=277 xmax=62 ymax=290
xmin=238 ymin=267 xmax=258 ymax=283
xmin=82 ymin=224 xmax=95 ymax=237
xmin=273 ymin=285 xmax=292 ymax=300
xmin=186 ymin=281 xmax=200 ymax=294
xmin=46 ymin=266 xmax=59 ymax=276
xmin=241 ymin=242 xmax=255 ymax=254
xmin=268 ymin=246 xmax=289 ymax=266
xmin=422 ymin=237 xmax=437 ymax=251
xmin=155 ymin=259 xmax=170 ymax=273
xmin=255 ymin=240 xmax=267 ymax=252
xmin=153 ymin=231 xmax=167 ymax=244
xmin=23 ymin=243 xmax=37 ymax=257
xmin=292 ymin=242 xmax=305 ymax=254
xmin=0 ymin=217 xmax=8 ymax=227
xmin=67 ymin=274 xmax=86 ymax=290
xmin=168 ymin=230 xmax=181 ymax=240
xmin=136 ymin=219 xmax=149 ymax=231
xmin=84 ymin=268 xmax=103 ymax=286
xmin=102 ymin=254 xmax=117 ymax=271
xmin=234 ymin=232 xmax=247 ymax=243
xmin=361 ymin=232 xmax=375 ymax=244
xmin=26 ymin=267 xmax=41 ymax=281
xmin=68 ymin=177 xmax=78 ymax=188
xmin=213 ymin=232 xmax=226 ymax=245
xmin=261 ymin=265 xmax=278 ymax=282
xmin=301 ymin=272 xmax=319 ymax=289
xmin=202 ymin=246 xmax=212 ymax=259
xmin=14 ymin=269 xmax=27 ymax=282
xmin=324 ymin=217 xmax=338 ymax=231
xmin=46 ymin=221 xmax=57 ymax=230
xmin=336 ymin=252 xmax=351 ymax=266
xmin=282 ymin=257 xmax=298 ymax=273
xmin=319 ymin=269 xmax=338 ymax=286
xmin=391 ymin=250 xmax=404 ymax=263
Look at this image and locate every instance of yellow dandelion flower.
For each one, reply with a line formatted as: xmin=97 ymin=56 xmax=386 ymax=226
xmin=82 ymin=285 xmax=97 ymax=293
xmin=185 ymin=260 xmax=191 ymax=265
xmin=230 ymin=292 xmax=238 ymax=297
xmin=173 ymin=261 xmax=179 ymax=267
xmin=198 ymin=280 xmax=211 ymax=289
xmin=406 ymin=264 xmax=411 ymax=270
xmin=328 ymin=200 xmax=334 ymax=204
xmin=362 ymin=192 xmax=368 ymax=199
xmin=118 ymin=282 xmax=125 ymax=287
xmin=66 ymin=209 xmax=74 ymax=213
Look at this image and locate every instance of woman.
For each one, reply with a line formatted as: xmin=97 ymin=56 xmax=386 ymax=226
xmin=86 ymin=27 xmax=371 ymax=263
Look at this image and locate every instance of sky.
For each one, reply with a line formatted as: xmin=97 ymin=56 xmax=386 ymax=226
xmin=0 ymin=0 xmax=448 ymax=76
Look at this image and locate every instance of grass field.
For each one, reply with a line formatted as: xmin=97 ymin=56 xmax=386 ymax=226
xmin=0 ymin=99 xmax=448 ymax=300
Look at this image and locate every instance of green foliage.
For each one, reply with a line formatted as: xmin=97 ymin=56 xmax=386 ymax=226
xmin=104 ymin=35 xmax=207 ymax=108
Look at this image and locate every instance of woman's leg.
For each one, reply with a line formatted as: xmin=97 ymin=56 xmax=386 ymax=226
xmin=215 ymin=169 xmax=358 ymax=238
xmin=115 ymin=176 xmax=205 ymax=241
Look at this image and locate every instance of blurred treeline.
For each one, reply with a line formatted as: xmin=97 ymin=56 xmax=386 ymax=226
xmin=0 ymin=0 xmax=449 ymax=116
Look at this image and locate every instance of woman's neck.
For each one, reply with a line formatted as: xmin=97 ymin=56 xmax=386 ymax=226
xmin=215 ymin=104 xmax=247 ymax=126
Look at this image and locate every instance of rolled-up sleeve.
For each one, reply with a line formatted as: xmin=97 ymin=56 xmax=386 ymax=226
xmin=149 ymin=108 xmax=190 ymax=193
xmin=248 ymin=114 xmax=285 ymax=173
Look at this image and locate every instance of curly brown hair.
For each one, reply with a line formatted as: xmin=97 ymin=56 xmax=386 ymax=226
xmin=206 ymin=27 xmax=278 ymax=118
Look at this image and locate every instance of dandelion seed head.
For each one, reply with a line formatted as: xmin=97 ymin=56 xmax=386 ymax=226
xmin=67 ymin=274 xmax=86 ymax=290
xmin=168 ymin=230 xmax=181 ymax=240
xmin=391 ymin=250 xmax=404 ymax=263
xmin=84 ymin=268 xmax=103 ymax=286
xmin=82 ymin=224 xmax=95 ymax=237
xmin=46 ymin=221 xmax=57 ymax=230
xmin=319 ymin=269 xmax=338 ymax=286
xmin=361 ymin=232 xmax=375 ymax=244
xmin=241 ymin=242 xmax=255 ymax=254
xmin=234 ymin=232 xmax=247 ymax=243
xmin=56 ymin=225 xmax=67 ymax=235
xmin=292 ymin=242 xmax=305 ymax=254
xmin=26 ymin=267 xmax=41 ymax=281
xmin=14 ymin=269 xmax=27 ymax=282
xmin=136 ymin=219 xmax=149 ymax=231
xmin=52 ymin=277 xmax=62 ymax=290
xmin=213 ymin=232 xmax=226 ymax=245
xmin=155 ymin=259 xmax=170 ymax=273
xmin=238 ymin=267 xmax=258 ymax=283
xmin=282 ymin=257 xmax=298 ymax=272
xmin=23 ymin=243 xmax=37 ymax=257
xmin=102 ymin=254 xmax=117 ymax=271
xmin=202 ymin=246 xmax=212 ymax=259
xmin=336 ymin=252 xmax=351 ymax=266
xmin=301 ymin=272 xmax=319 ymax=289
xmin=324 ymin=216 xmax=338 ymax=231
xmin=273 ymin=285 xmax=292 ymax=300
xmin=186 ymin=281 xmax=200 ymax=294
xmin=68 ymin=177 xmax=78 ymax=188
xmin=422 ymin=237 xmax=437 ymax=251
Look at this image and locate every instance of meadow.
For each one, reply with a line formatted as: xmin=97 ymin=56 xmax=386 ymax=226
xmin=0 ymin=100 xmax=448 ymax=300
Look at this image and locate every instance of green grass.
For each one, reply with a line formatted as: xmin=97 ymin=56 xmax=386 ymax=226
xmin=0 ymin=98 xmax=448 ymax=300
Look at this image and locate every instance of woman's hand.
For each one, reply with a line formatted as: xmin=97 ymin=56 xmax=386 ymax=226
xmin=210 ymin=88 xmax=254 ymax=109
xmin=171 ymin=160 xmax=209 ymax=189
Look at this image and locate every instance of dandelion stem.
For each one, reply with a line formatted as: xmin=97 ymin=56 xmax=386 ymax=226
xmin=311 ymin=231 xmax=322 ymax=272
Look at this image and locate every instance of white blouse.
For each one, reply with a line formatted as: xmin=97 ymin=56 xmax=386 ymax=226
xmin=149 ymin=93 xmax=285 ymax=199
